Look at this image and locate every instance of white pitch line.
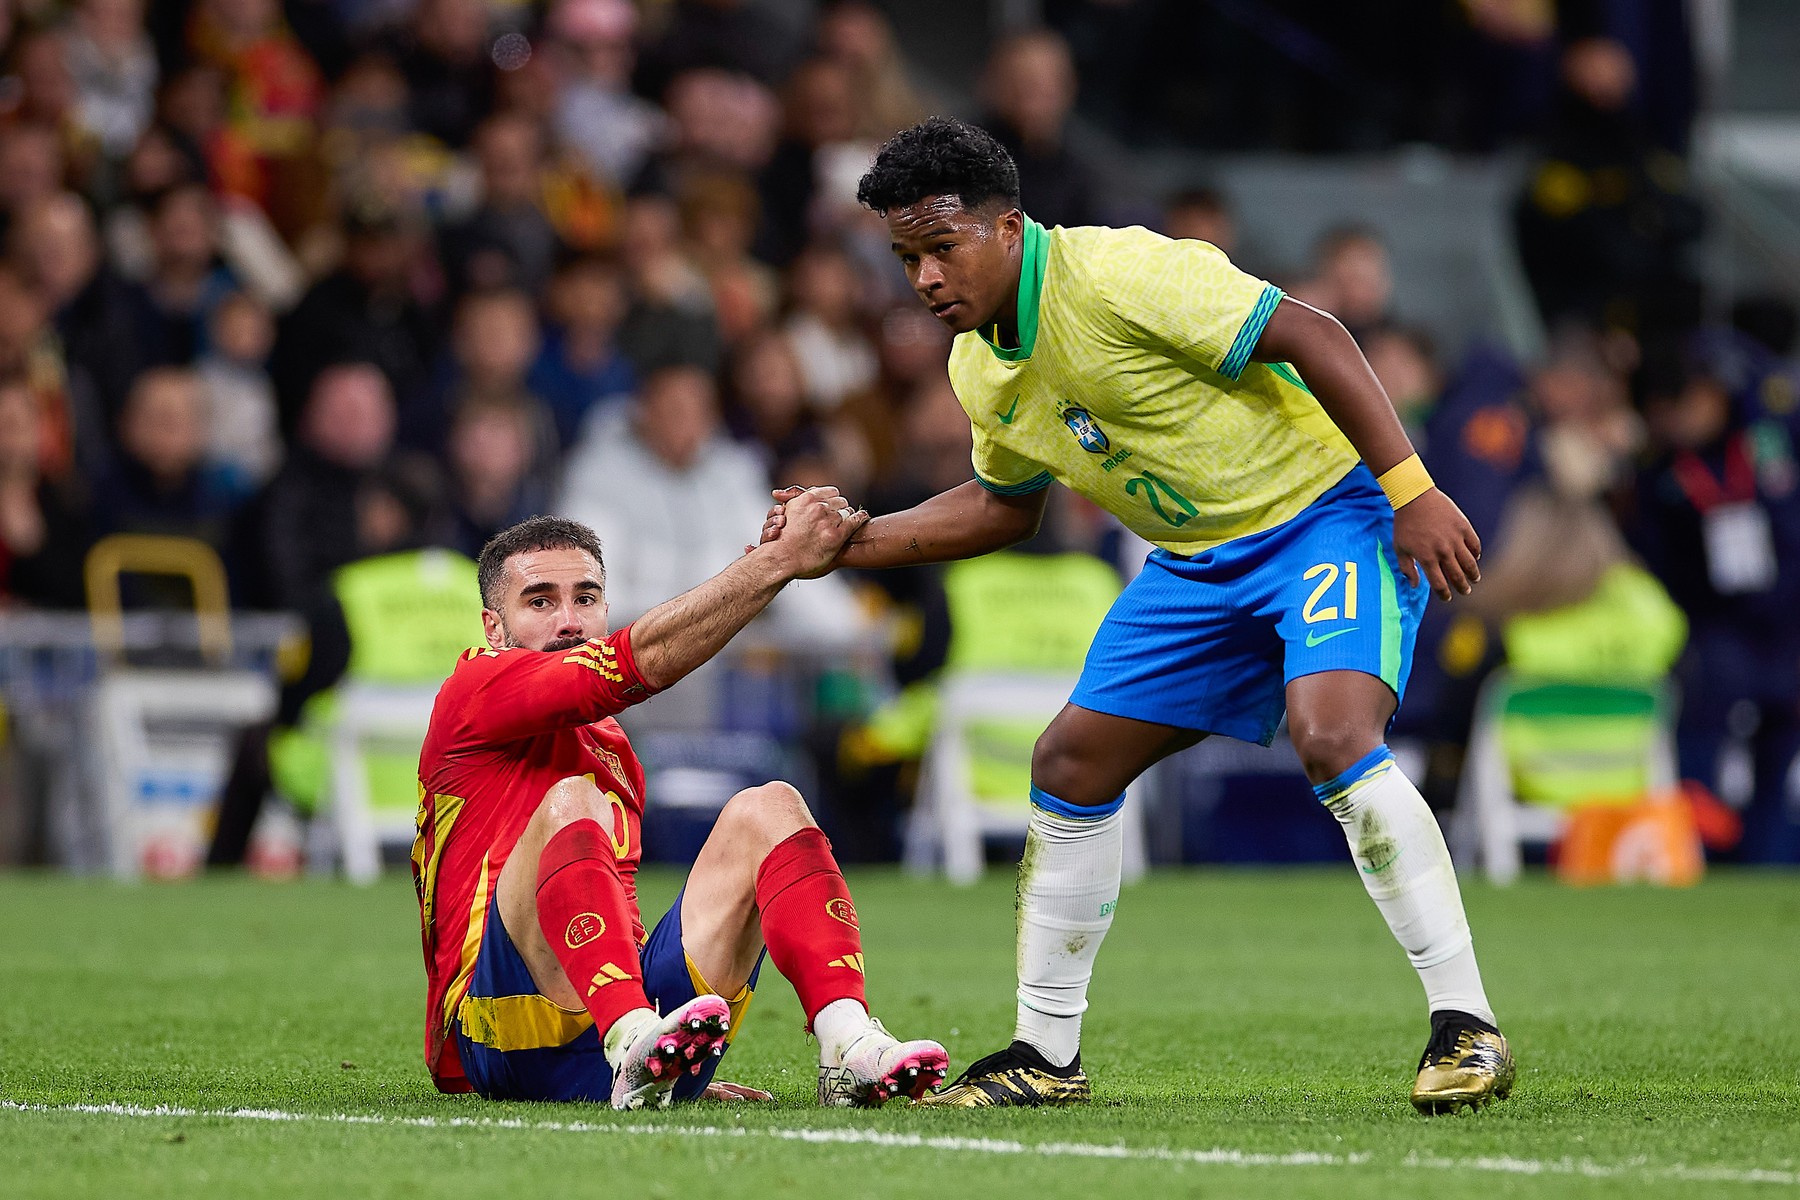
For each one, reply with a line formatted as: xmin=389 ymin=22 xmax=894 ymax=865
xmin=3 ymin=1100 xmax=1796 ymax=1187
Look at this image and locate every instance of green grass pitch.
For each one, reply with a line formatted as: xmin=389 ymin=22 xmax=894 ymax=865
xmin=2 ymin=867 xmax=1797 ymax=1198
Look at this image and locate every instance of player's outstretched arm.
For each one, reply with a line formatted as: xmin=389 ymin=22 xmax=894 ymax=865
xmin=629 ymin=487 xmax=868 ymax=691
xmin=760 ymin=480 xmax=1045 ymax=571
xmin=1252 ymin=298 xmax=1481 ymax=601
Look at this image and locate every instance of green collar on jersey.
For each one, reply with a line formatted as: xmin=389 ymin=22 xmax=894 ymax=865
xmin=979 ymin=215 xmax=1048 ymax=362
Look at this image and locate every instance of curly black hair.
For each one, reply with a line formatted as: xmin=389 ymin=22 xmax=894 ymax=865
xmin=856 ymin=117 xmax=1020 ymax=215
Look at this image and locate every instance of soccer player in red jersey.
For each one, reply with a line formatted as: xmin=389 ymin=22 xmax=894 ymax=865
xmin=414 ymin=499 xmax=948 ymax=1110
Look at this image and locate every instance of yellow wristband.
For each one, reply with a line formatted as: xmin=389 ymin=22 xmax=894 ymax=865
xmin=1376 ymin=454 xmax=1434 ymax=510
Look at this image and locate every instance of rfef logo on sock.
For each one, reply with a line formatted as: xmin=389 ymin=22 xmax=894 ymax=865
xmin=825 ymin=898 xmax=858 ymax=928
xmin=565 ymin=912 xmax=606 ymax=947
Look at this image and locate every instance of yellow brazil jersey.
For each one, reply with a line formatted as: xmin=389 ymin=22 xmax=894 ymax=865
xmin=948 ymin=218 xmax=1360 ymax=554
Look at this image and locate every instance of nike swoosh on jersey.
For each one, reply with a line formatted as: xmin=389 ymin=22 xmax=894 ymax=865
xmin=996 ymin=395 xmax=1021 ymax=424
xmin=1304 ymin=626 xmax=1358 ymax=647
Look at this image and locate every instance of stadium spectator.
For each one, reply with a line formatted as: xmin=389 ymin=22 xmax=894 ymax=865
xmin=680 ymin=169 xmax=778 ymax=347
xmin=415 ymin=286 xmax=551 ymax=459
xmin=269 ymin=197 xmax=440 ymax=436
xmin=1471 ymin=486 xmax=1685 ymax=683
xmin=782 ymin=240 xmax=877 ymax=412
xmin=381 ymin=0 xmax=497 ymax=149
xmin=12 ymin=29 xmax=102 ymax=190
xmin=756 ymin=55 xmax=866 ymax=268
xmin=614 ymin=192 xmax=721 ymax=374
xmin=980 ymin=30 xmax=1101 ymax=230
xmin=246 ymin=362 xmax=412 ymax=604
xmin=10 ymin=191 xmax=147 ymax=426
xmin=725 ymin=328 xmax=810 ymax=465
xmin=1514 ymin=37 xmax=1703 ymax=340
xmin=855 ymin=303 xmax=952 ymax=479
xmin=557 ymin=363 xmax=865 ymax=647
xmin=209 ymin=461 xmax=471 ymax=870
xmin=440 ymin=112 xmax=560 ymax=295
xmin=185 ymin=0 xmax=324 ymax=217
xmin=638 ymin=0 xmax=805 ymax=94
xmin=1292 ymin=224 xmax=1395 ymax=343
xmin=1160 ymin=186 xmax=1237 ymax=256
xmin=556 ymin=363 xmax=769 ymax=623
xmin=1630 ymin=353 xmax=1800 ymax=863
xmin=0 ymin=124 xmax=67 ymax=243
xmin=444 ymin=393 xmax=548 ymax=559
xmin=548 ymin=0 xmax=665 ymax=189
xmin=638 ymin=66 xmax=780 ymax=201
xmin=91 ymin=367 xmax=244 ymax=555
xmin=0 ymin=375 xmax=89 ymax=609
xmin=0 ymin=260 xmax=101 ymax=485
xmin=1365 ymin=325 xmax=1442 ymax=441
xmin=1528 ymin=331 xmax=1642 ymax=500
xmin=64 ymin=0 xmax=159 ymax=160
xmin=815 ymin=1 xmax=927 ymax=142
xmin=527 ymin=253 xmax=636 ymax=448
xmin=196 ymin=290 xmax=281 ymax=489
xmin=137 ymin=181 xmax=239 ymax=365
xmin=105 ymin=125 xmax=305 ymax=313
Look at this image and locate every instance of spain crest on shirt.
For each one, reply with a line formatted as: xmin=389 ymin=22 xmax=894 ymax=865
xmin=1062 ymin=406 xmax=1109 ymax=454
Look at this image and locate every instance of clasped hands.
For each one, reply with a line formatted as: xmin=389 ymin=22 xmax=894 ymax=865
xmin=751 ymin=484 xmax=866 ymax=580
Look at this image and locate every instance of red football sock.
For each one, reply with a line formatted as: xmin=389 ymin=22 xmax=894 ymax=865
xmin=535 ymin=820 xmax=650 ymax=1037
xmin=754 ymin=827 xmax=866 ymax=1028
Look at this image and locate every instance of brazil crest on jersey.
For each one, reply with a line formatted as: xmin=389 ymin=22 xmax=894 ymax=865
xmin=947 ymin=219 xmax=1360 ymax=554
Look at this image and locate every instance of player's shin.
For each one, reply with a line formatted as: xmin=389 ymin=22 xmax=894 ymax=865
xmin=534 ymin=820 xmax=656 ymax=1046
xmin=1013 ymin=788 xmax=1124 ymax=1069
xmin=1313 ymin=747 xmax=1495 ymax=1025
xmin=754 ymin=827 xmax=868 ymax=1037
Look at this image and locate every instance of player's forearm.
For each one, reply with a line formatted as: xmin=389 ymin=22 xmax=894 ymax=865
xmin=834 ymin=480 xmax=1044 ymax=569
xmin=1253 ymin=298 xmax=1418 ymax=476
xmin=627 ymin=547 xmax=796 ymax=691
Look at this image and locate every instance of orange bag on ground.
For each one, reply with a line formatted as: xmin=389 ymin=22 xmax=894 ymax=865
xmin=1553 ymin=791 xmax=1705 ymax=886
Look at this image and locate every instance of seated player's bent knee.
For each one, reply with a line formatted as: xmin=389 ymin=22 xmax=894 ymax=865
xmin=533 ymin=776 xmax=610 ymax=831
xmin=718 ymin=780 xmax=814 ymax=847
xmin=1291 ymin=724 xmax=1381 ymax=784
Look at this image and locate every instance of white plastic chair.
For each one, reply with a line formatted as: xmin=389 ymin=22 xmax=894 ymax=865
xmin=91 ymin=668 xmax=277 ymax=877
xmin=85 ymin=534 xmax=279 ymax=878
xmin=323 ymin=682 xmax=442 ymax=884
xmin=904 ymin=671 xmax=1149 ymax=885
xmin=1451 ymin=669 xmax=1679 ymax=884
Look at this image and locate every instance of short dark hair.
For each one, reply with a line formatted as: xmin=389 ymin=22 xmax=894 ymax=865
xmin=856 ymin=116 xmax=1020 ymax=215
xmin=477 ymin=515 xmax=605 ymax=610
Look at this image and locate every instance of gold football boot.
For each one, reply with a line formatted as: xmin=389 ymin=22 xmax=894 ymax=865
xmin=917 ymin=1041 xmax=1090 ymax=1108
xmin=1411 ymin=1011 xmax=1516 ymax=1114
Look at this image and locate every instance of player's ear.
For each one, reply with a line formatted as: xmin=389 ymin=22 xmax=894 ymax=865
xmin=994 ymin=206 xmax=1024 ymax=250
xmin=481 ymin=607 xmax=506 ymax=650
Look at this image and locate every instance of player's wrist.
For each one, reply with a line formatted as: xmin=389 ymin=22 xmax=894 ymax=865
xmin=1376 ymin=454 xmax=1434 ymax=510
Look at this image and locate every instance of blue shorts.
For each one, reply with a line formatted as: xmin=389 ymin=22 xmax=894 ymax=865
xmin=1071 ymin=466 xmax=1430 ymax=746
xmin=452 ymin=888 xmax=762 ymax=1103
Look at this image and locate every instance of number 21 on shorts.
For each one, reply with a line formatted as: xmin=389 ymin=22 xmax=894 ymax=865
xmin=1302 ymin=561 xmax=1358 ymax=623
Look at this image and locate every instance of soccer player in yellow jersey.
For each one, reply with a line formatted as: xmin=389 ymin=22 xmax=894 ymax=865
xmin=765 ymin=117 xmax=1513 ymax=1113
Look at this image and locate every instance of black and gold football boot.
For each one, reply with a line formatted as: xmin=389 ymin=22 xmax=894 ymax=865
xmin=1411 ymin=1010 xmax=1516 ymax=1114
xmin=916 ymin=1041 xmax=1090 ymax=1108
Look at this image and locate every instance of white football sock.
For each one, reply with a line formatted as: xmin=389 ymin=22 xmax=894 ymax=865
xmin=1013 ymin=793 xmax=1123 ymax=1068
xmin=1316 ymin=748 xmax=1495 ymax=1026
xmin=812 ymin=997 xmax=874 ymax=1063
xmin=601 ymin=1006 xmax=662 ymax=1071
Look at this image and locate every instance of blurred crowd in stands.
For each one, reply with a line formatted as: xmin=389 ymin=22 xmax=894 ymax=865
xmin=0 ymin=0 xmax=1794 ymax=863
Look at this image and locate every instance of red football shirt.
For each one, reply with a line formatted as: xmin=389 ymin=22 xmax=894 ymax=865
xmin=412 ymin=628 xmax=657 ymax=1092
